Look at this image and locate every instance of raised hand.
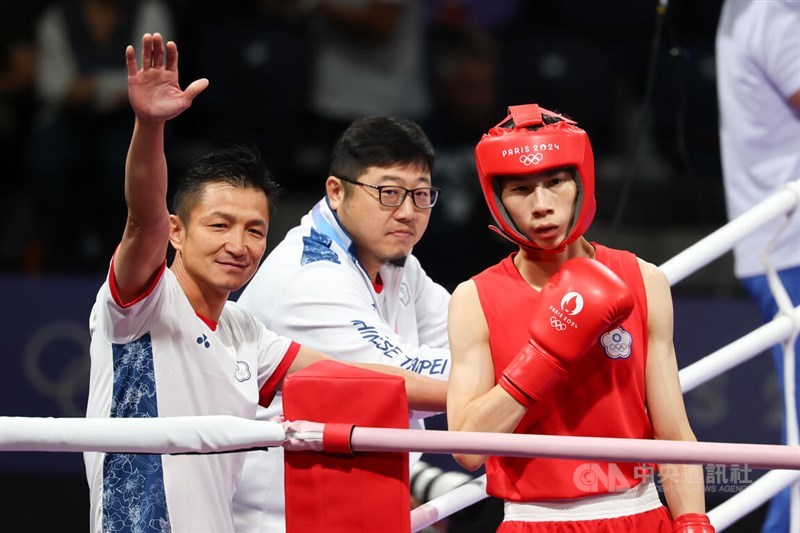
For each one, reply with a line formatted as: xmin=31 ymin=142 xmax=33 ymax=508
xmin=125 ymin=33 xmax=208 ymax=123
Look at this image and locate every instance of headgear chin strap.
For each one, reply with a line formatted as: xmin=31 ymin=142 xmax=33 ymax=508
xmin=475 ymin=104 xmax=595 ymax=253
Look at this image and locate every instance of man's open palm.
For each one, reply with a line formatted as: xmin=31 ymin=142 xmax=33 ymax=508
xmin=126 ymin=33 xmax=208 ymax=122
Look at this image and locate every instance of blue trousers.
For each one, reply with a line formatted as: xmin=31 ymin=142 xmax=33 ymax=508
xmin=741 ymin=266 xmax=800 ymax=533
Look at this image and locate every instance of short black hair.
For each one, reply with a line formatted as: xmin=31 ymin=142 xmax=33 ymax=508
xmin=171 ymin=144 xmax=281 ymax=222
xmin=329 ymin=116 xmax=435 ymax=181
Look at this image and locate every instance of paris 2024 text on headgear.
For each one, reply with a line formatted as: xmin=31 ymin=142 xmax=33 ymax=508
xmin=474 ymin=104 xmax=595 ymax=252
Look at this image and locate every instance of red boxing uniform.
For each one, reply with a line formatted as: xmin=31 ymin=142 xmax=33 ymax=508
xmin=473 ymin=245 xmax=654 ymax=501
xmin=469 ymin=103 xmax=700 ymax=531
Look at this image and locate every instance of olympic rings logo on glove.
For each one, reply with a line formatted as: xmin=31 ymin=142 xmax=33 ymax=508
xmin=519 ymin=153 xmax=544 ymax=166
xmin=549 ymin=316 xmax=567 ymax=331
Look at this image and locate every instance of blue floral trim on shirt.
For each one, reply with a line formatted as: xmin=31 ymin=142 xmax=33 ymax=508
xmin=301 ymin=228 xmax=340 ymax=265
xmin=103 ymin=333 xmax=170 ymax=532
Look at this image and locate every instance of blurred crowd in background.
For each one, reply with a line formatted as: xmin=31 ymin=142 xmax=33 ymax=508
xmin=0 ymin=3 xmax=784 ymax=531
xmin=0 ymin=0 xmax=725 ymax=291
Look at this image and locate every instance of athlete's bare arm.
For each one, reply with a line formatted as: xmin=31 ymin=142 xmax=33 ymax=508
xmin=446 ymin=280 xmax=527 ymax=470
xmin=641 ymin=259 xmax=706 ymax=517
xmin=114 ymin=33 xmax=207 ymax=303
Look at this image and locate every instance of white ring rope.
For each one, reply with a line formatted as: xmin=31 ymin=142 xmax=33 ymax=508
xmin=3 ymin=415 xmax=800 ymax=533
xmin=346 ymin=428 xmax=800 ymax=471
xmin=659 ymin=179 xmax=800 ymax=286
xmin=411 ymin=475 xmax=488 ymax=532
xmin=4 ymin=417 xmax=797 ymax=471
xmin=678 ymin=305 xmax=800 ymax=394
xmin=5 ymin=415 xmax=799 ymax=531
xmin=0 ymin=416 xmax=285 ymax=453
xmin=761 ymin=197 xmax=800 ymax=529
xmin=708 ymin=470 xmax=800 ymax=531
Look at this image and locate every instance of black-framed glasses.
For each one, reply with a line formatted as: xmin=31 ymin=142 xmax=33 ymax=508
xmin=338 ymin=177 xmax=440 ymax=209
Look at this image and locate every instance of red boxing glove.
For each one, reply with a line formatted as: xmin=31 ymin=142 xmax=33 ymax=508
xmin=672 ymin=513 xmax=715 ymax=532
xmin=499 ymin=257 xmax=634 ymax=406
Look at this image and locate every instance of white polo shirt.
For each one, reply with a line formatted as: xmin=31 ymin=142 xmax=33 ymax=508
xmin=85 ymin=263 xmax=299 ymax=533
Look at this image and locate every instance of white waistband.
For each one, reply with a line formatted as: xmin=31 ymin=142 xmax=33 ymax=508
xmin=503 ymin=477 xmax=663 ymax=522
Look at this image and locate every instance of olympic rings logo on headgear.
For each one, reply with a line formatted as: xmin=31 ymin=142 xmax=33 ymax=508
xmin=519 ymin=153 xmax=544 ymax=166
xmin=549 ymin=316 xmax=567 ymax=331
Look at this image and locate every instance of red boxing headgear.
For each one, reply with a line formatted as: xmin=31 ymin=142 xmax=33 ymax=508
xmin=475 ymin=104 xmax=595 ymax=252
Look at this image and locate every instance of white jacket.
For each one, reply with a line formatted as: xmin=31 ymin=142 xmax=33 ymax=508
xmin=232 ymin=197 xmax=451 ymax=532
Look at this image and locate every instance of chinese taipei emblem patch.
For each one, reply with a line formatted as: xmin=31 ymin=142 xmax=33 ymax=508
xmin=600 ymin=327 xmax=632 ymax=359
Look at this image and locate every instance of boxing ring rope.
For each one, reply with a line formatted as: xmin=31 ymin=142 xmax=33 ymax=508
xmin=708 ymin=470 xmax=800 ymax=531
xmin=411 ymin=476 xmax=488 ymax=531
xmin=658 ymin=180 xmax=800 ymax=286
xmin=678 ymin=304 xmax=800 ymax=394
xmin=0 ymin=415 xmax=285 ymax=453
xmin=348 ymin=428 xmax=800 ymax=470
xmin=5 ymin=417 xmax=799 ymax=470
xmin=3 ymin=414 xmax=800 ymax=530
xmin=409 ymin=180 xmax=800 ymax=531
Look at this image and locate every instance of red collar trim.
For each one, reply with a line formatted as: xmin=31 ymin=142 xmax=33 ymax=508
xmin=196 ymin=313 xmax=217 ymax=331
xmin=372 ymin=273 xmax=384 ymax=294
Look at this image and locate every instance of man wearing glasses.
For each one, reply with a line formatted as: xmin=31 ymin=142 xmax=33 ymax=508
xmin=232 ymin=116 xmax=452 ymax=532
